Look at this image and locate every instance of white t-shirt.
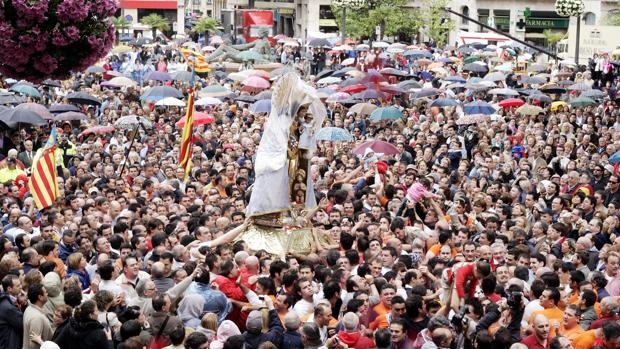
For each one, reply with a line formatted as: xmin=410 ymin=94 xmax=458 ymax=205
xmin=293 ymin=298 xmax=315 ymax=318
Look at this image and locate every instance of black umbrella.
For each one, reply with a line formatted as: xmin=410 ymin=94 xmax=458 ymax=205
xmin=457 ymin=46 xmax=476 ymax=54
xmin=0 ymin=107 xmax=46 ymax=125
xmin=67 ymin=92 xmax=102 ymax=106
xmin=332 ymin=67 xmax=356 ymax=77
xmin=42 ymin=79 xmax=62 ymax=88
xmin=315 ymin=70 xmax=334 ymax=81
xmin=339 ymin=78 xmax=363 ymax=87
xmin=49 ymin=103 xmax=81 ymax=114
xmin=55 ymin=111 xmax=89 ymax=121
xmin=397 ymin=80 xmax=423 ymax=90
xmin=308 ymin=38 xmax=332 ymax=48
xmin=0 ymin=92 xmax=26 ymax=105
xmin=463 ymin=63 xmax=488 ymax=73
xmin=254 ymin=91 xmax=272 ymax=100
xmin=413 ymin=88 xmax=442 ymax=99
xmin=140 ymin=86 xmax=183 ymax=100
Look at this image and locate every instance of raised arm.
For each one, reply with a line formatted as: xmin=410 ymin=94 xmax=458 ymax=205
xmin=198 ymin=218 xmax=251 ymax=249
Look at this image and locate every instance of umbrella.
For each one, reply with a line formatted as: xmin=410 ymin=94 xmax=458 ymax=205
xmin=16 ymin=103 xmax=53 ymax=120
xmin=369 ymin=106 xmax=403 ymax=121
xmin=9 ymin=84 xmax=40 ymax=98
xmin=315 ymin=70 xmax=335 ymax=80
xmin=79 ymin=126 xmax=115 ymax=138
xmin=341 ymin=58 xmax=356 ymax=66
xmin=527 ymin=64 xmax=547 ymax=73
xmin=609 ymin=150 xmax=620 ymax=163
xmin=463 ymin=63 xmax=488 ymax=73
xmin=569 ymin=97 xmax=596 ymax=107
xmin=49 ymin=104 xmax=81 ymax=114
xmin=175 ymin=112 xmax=215 ymax=127
xmin=483 ymin=72 xmax=506 ymax=82
xmin=105 ymin=70 xmax=126 ymax=78
xmin=242 ymin=76 xmax=270 ymax=89
xmin=315 ymin=127 xmax=353 ymax=142
xmin=430 ymin=98 xmax=459 ymax=108
xmin=528 ymin=94 xmax=553 ymax=103
xmin=195 ymin=97 xmax=223 ymax=106
xmin=494 ymin=64 xmax=513 ymax=73
xmin=521 ymin=76 xmax=546 ymax=85
xmin=362 ymin=69 xmax=387 ymax=84
xmin=326 ymin=92 xmax=351 ymax=103
xmin=372 ymin=41 xmax=389 ymax=48
xmin=463 ymin=101 xmax=496 ymax=115
xmin=515 ymin=104 xmax=544 ymax=116
xmin=488 ymin=88 xmax=519 ymax=96
xmin=380 ymin=68 xmax=408 ymax=77
xmin=339 ymin=84 xmax=367 ymax=94
xmin=340 ymin=77 xmax=364 ymax=87
xmin=444 ymin=76 xmax=467 ymax=83
xmin=145 ymin=71 xmax=173 ymax=81
xmin=155 ymin=97 xmax=186 ymax=107
xmin=353 ymin=89 xmax=385 ymax=100
xmin=308 ymin=38 xmax=332 ymax=48
xmin=413 ymin=88 xmax=442 ymax=99
xmin=141 ymin=86 xmax=183 ymax=101
xmin=234 ymin=95 xmax=256 ymax=103
xmin=568 ymin=83 xmax=591 ymax=91
xmin=581 ymin=89 xmax=606 ymax=98
xmin=415 ymin=58 xmax=432 ymax=66
xmin=403 ymin=50 xmax=431 ymax=58
xmin=356 ymin=44 xmax=370 ymax=51
xmin=237 ymin=51 xmax=265 ymax=61
xmin=42 ymin=79 xmax=61 ymax=88
xmin=114 ymin=115 xmax=152 ymax=130
xmin=0 ymin=93 xmax=26 ymax=105
xmin=464 ymin=56 xmax=481 ymax=64
xmin=85 ymin=66 xmax=106 ymax=74
xmin=108 ymin=76 xmax=136 ymax=87
xmin=540 ymin=83 xmax=566 ymax=94
xmin=0 ymin=106 xmax=46 ymax=125
xmin=397 ymin=80 xmax=422 ymax=90
xmin=54 ymin=111 xmax=88 ymax=121
xmin=498 ymin=98 xmax=525 ymax=108
xmin=551 ymin=101 xmax=568 ymax=111
xmin=349 ymin=103 xmax=377 ymax=116
xmin=255 ymin=91 xmax=272 ymax=100
xmin=135 ymin=37 xmax=153 ymax=46
xmin=173 ymin=71 xmax=193 ymax=82
xmin=250 ymin=99 xmax=272 ymax=113
xmin=111 ymin=45 xmax=132 ymax=54
xmin=228 ymin=72 xmax=248 ymax=82
xmin=352 ymin=140 xmax=400 ymax=156
xmin=318 ymin=76 xmax=342 ymax=85
xmin=456 ymin=114 xmax=491 ymax=125
xmin=67 ymin=92 xmax=101 ymax=106
xmin=200 ymin=85 xmax=231 ymax=98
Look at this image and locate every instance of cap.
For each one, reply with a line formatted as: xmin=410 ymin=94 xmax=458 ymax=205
xmin=88 ymin=187 xmax=99 ymax=194
xmin=246 ymin=310 xmax=263 ymax=332
xmin=541 ymin=208 xmax=554 ymax=215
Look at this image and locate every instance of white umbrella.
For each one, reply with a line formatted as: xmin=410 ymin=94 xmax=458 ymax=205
xmin=283 ymin=41 xmax=299 ymax=47
xmin=317 ymin=76 xmax=341 ymax=85
xmin=155 ymin=97 xmax=186 ymax=107
xmin=342 ymin=58 xmax=356 ymax=66
xmin=356 ymin=44 xmax=370 ymax=51
xmin=333 ymin=45 xmax=353 ymax=51
xmin=108 ymin=76 xmax=136 ymax=87
xmin=195 ymin=97 xmax=223 ymax=106
xmin=228 ymin=72 xmax=248 ymax=82
xmin=373 ymin=42 xmax=389 ymax=48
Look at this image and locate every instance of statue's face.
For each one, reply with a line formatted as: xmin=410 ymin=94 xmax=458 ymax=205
xmin=259 ymin=28 xmax=269 ymax=39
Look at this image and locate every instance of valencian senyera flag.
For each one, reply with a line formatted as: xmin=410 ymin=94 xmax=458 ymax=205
xmin=29 ymin=126 xmax=59 ymax=210
xmin=179 ymin=91 xmax=195 ymax=181
xmin=179 ymin=48 xmax=210 ymax=73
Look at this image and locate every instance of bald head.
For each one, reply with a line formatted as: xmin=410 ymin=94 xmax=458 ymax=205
xmin=234 ymin=251 xmax=249 ymax=267
xmin=343 ymin=312 xmax=359 ymax=332
xmin=246 ymin=256 xmax=259 ymax=273
xmin=601 ymin=296 xmax=619 ymax=315
xmin=284 ymin=312 xmax=301 ymax=331
xmin=533 ymin=314 xmax=550 ymax=340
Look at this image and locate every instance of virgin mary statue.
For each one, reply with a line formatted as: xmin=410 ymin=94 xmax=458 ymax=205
xmin=246 ymin=72 xmax=325 ymax=223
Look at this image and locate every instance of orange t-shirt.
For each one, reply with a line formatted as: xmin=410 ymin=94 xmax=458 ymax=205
xmin=369 ymin=313 xmax=389 ymax=330
xmin=572 ymin=330 xmax=597 ymax=349
xmin=429 ymin=243 xmax=458 ymax=258
xmin=373 ymin=302 xmax=390 ymax=317
xmin=560 ymin=325 xmax=584 ymax=342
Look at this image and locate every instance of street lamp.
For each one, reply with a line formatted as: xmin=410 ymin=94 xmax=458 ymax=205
xmin=555 ymin=0 xmax=585 ymax=64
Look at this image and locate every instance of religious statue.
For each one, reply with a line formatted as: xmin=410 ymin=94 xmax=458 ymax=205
xmin=240 ymin=72 xmax=326 ymax=256
xmin=203 ymin=27 xmax=272 ymax=63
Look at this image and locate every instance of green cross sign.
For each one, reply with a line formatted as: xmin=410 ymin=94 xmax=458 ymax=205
xmin=524 ymin=7 xmax=531 ymax=18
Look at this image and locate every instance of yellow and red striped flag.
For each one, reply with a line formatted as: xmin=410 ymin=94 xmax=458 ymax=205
xmin=29 ymin=127 xmax=59 ymax=210
xmin=179 ymin=91 xmax=195 ymax=181
xmin=179 ymin=48 xmax=210 ymax=73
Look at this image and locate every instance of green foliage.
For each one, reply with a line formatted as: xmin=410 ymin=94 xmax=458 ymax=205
xmin=543 ymin=29 xmax=564 ymax=47
xmin=112 ymin=16 xmax=130 ymax=31
xmin=332 ymin=0 xmax=419 ymax=40
xmin=418 ymin=0 xmax=453 ymax=47
xmin=191 ymin=17 xmax=218 ymax=35
xmin=142 ymin=13 xmax=170 ymax=37
xmin=604 ymin=10 xmax=620 ymax=26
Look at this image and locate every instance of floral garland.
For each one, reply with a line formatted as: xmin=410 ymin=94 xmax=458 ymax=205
xmin=555 ymin=0 xmax=585 ymax=17
xmin=332 ymin=0 xmax=367 ymax=10
xmin=0 ymin=0 xmax=117 ymax=82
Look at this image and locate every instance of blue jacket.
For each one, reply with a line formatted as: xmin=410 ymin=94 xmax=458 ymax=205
xmin=185 ymin=282 xmax=232 ymax=324
xmin=0 ymin=293 xmax=23 ymax=349
xmin=66 ymin=268 xmax=91 ymax=290
xmin=244 ymin=309 xmax=284 ymax=349
xmin=59 ymin=241 xmax=77 ymax=262
xmin=281 ymin=329 xmax=303 ymax=349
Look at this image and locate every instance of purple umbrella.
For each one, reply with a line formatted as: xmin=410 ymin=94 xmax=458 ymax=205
xmin=326 ymin=92 xmax=351 ymax=103
xmin=250 ymin=99 xmax=271 ymax=113
xmin=352 ymin=89 xmax=386 ymax=100
xmin=145 ymin=71 xmax=173 ymax=81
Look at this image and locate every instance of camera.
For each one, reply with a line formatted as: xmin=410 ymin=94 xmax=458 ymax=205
xmin=506 ymin=290 xmax=523 ymax=309
xmin=451 ymin=305 xmax=469 ymax=331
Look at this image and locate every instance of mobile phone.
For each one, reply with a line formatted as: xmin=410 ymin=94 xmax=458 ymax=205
xmin=258 ymin=295 xmax=266 ymax=301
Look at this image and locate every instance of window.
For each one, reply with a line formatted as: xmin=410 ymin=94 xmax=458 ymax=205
xmin=583 ymin=12 xmax=596 ymax=25
xmin=462 ymin=6 xmax=469 ymax=25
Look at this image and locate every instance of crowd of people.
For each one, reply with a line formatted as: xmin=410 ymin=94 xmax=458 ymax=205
xmin=0 ymin=31 xmax=619 ymax=349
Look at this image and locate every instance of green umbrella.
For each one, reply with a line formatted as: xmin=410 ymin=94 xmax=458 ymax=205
xmin=369 ymin=106 xmax=403 ymax=122
xmin=463 ymin=56 xmax=481 ymax=64
xmin=236 ymin=51 xmax=265 ymax=61
xmin=569 ymin=97 xmax=596 ymax=108
xmin=9 ymin=84 xmax=40 ymax=98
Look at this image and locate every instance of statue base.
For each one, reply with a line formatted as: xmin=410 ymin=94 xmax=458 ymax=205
xmin=235 ymin=223 xmax=314 ymax=257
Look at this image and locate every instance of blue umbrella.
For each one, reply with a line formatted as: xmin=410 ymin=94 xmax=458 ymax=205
xmin=250 ymin=99 xmax=271 ymax=113
xmin=417 ymin=71 xmax=433 ymax=80
xmin=444 ymin=75 xmax=466 ymax=83
xmin=430 ymin=98 xmax=459 ymax=108
xmin=369 ymin=106 xmax=403 ymax=121
xmin=464 ymin=101 xmax=496 ymax=115
xmin=9 ymin=84 xmax=40 ymax=98
xmin=315 ymin=127 xmax=353 ymax=142
xmin=610 ymin=150 xmax=620 ymax=163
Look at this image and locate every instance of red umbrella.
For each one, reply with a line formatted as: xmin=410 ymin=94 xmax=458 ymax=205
xmin=79 ymin=126 xmax=115 ymax=138
xmin=339 ymin=84 xmax=368 ymax=94
xmin=175 ymin=112 xmax=215 ymax=128
xmin=352 ymin=140 xmax=401 ymax=156
xmin=498 ymin=98 xmax=525 ymax=108
xmin=362 ymin=69 xmax=387 ymax=84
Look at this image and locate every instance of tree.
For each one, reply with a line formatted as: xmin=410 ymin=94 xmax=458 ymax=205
xmin=111 ymin=16 xmax=130 ymax=43
xmin=543 ymin=29 xmax=564 ymax=52
xmin=141 ymin=13 xmax=170 ymax=40
xmin=191 ymin=17 xmax=218 ymax=45
xmin=332 ymin=0 xmax=419 ymax=42
xmin=418 ymin=0 xmax=453 ymax=47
